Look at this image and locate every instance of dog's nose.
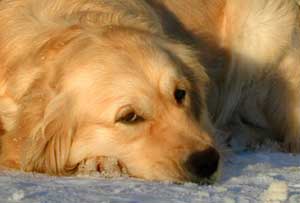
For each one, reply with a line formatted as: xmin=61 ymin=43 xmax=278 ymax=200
xmin=184 ymin=147 xmax=220 ymax=179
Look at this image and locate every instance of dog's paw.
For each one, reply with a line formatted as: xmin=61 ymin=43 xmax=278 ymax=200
xmin=96 ymin=156 xmax=128 ymax=178
xmin=76 ymin=156 xmax=128 ymax=178
xmin=76 ymin=157 xmax=100 ymax=177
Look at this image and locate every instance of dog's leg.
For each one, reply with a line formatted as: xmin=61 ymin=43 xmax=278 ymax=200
xmin=270 ymin=49 xmax=300 ymax=152
xmin=216 ymin=0 xmax=300 ymax=152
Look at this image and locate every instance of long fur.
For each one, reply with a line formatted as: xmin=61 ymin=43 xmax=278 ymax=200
xmin=150 ymin=0 xmax=300 ymax=151
xmin=0 ymin=0 xmax=299 ymax=182
xmin=0 ymin=0 xmax=217 ymax=182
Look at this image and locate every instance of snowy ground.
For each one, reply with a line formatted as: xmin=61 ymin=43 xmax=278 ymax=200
xmin=0 ymin=152 xmax=299 ymax=203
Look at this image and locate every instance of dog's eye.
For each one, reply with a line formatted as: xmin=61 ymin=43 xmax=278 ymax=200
xmin=118 ymin=112 xmax=144 ymax=124
xmin=174 ymin=89 xmax=186 ymax=104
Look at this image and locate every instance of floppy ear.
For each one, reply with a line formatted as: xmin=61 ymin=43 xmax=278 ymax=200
xmin=22 ymin=93 xmax=77 ymax=175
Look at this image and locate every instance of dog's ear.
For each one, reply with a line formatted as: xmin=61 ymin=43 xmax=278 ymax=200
xmin=22 ymin=93 xmax=78 ymax=175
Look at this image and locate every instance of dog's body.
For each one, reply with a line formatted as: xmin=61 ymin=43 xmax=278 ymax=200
xmin=0 ymin=0 xmax=218 ymax=182
xmin=150 ymin=0 xmax=300 ymax=151
xmin=0 ymin=0 xmax=299 ymax=182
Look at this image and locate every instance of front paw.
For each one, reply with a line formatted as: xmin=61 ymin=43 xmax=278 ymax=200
xmin=76 ymin=156 xmax=128 ymax=178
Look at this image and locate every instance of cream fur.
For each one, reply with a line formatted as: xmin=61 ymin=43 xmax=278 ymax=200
xmin=0 ymin=0 xmax=217 ymax=182
xmin=0 ymin=0 xmax=299 ymax=183
xmin=152 ymin=0 xmax=300 ymax=151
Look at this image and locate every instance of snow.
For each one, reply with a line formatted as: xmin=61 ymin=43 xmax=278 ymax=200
xmin=8 ymin=190 xmax=25 ymax=202
xmin=261 ymin=181 xmax=288 ymax=202
xmin=0 ymin=152 xmax=299 ymax=203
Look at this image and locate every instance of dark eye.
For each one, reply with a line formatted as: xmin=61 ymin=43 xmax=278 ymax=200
xmin=118 ymin=112 xmax=144 ymax=124
xmin=174 ymin=89 xmax=186 ymax=104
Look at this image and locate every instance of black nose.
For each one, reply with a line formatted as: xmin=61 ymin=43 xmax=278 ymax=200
xmin=184 ymin=147 xmax=220 ymax=179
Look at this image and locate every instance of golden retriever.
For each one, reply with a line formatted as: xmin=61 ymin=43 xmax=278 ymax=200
xmin=0 ymin=0 xmax=299 ymax=184
xmin=0 ymin=0 xmax=218 ymax=183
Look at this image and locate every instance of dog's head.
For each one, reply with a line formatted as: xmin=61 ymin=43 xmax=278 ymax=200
xmin=23 ymin=26 xmax=220 ymax=183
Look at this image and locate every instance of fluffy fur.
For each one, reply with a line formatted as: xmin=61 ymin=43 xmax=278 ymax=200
xmin=0 ymin=0 xmax=216 ymax=182
xmin=0 ymin=0 xmax=299 ymax=183
xmin=149 ymin=0 xmax=300 ymax=152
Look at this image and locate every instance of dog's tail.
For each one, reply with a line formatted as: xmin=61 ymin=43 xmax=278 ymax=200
xmin=215 ymin=0 xmax=299 ymax=127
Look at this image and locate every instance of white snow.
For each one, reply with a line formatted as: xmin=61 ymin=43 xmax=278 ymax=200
xmin=261 ymin=181 xmax=288 ymax=202
xmin=0 ymin=151 xmax=299 ymax=203
xmin=8 ymin=190 xmax=25 ymax=202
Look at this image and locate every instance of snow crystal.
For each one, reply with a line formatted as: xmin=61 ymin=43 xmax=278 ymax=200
xmin=289 ymin=194 xmax=300 ymax=203
xmin=197 ymin=191 xmax=210 ymax=199
xmin=223 ymin=197 xmax=236 ymax=203
xmin=8 ymin=190 xmax=24 ymax=201
xmin=261 ymin=181 xmax=288 ymax=202
xmin=215 ymin=186 xmax=228 ymax=193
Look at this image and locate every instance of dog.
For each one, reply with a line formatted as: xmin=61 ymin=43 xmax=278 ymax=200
xmin=148 ymin=0 xmax=300 ymax=152
xmin=0 ymin=0 xmax=219 ymax=183
xmin=0 ymin=0 xmax=299 ymax=184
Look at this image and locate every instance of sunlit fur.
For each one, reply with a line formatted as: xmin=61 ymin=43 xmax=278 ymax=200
xmin=0 ymin=0 xmax=217 ymax=182
xmin=150 ymin=0 xmax=300 ymax=152
xmin=1 ymin=0 xmax=299 ymax=184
